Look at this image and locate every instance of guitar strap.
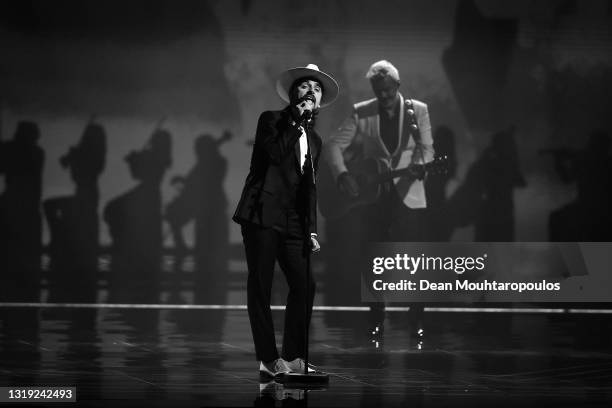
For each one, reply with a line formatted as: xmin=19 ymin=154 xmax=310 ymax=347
xmin=404 ymin=98 xmax=424 ymax=162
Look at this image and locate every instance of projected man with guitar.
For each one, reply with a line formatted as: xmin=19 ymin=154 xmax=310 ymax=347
xmin=323 ymin=60 xmax=439 ymax=339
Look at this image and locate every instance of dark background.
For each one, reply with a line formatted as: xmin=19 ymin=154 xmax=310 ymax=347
xmin=1 ymin=0 xmax=611 ymax=304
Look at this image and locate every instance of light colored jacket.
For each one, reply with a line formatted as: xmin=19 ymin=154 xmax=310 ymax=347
xmin=324 ymin=93 xmax=434 ymax=208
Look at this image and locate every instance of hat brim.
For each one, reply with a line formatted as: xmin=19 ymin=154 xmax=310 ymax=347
xmin=276 ymin=67 xmax=339 ymax=108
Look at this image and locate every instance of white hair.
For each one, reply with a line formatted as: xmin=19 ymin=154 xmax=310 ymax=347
xmin=365 ymin=60 xmax=400 ymax=83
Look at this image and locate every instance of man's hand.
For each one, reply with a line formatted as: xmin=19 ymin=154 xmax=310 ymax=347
xmin=310 ymin=235 xmax=321 ymax=253
xmin=337 ymin=171 xmax=360 ymax=198
xmin=295 ymin=98 xmax=315 ymax=120
xmin=407 ymin=164 xmax=426 ymax=180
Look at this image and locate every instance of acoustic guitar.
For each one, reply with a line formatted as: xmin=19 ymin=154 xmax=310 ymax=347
xmin=318 ymin=156 xmax=448 ymax=219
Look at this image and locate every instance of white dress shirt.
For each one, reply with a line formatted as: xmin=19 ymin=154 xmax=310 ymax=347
xmin=298 ymin=126 xmax=308 ymax=173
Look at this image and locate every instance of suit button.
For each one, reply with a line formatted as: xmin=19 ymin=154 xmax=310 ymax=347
xmin=405 ymin=99 xmax=413 ymax=107
xmin=410 ymin=124 xmax=419 ymax=131
xmin=406 ymin=109 xmax=415 ymax=116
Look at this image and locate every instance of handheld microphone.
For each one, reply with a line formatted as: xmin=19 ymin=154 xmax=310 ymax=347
xmin=302 ymin=109 xmax=313 ymax=121
xmin=296 ymin=101 xmax=313 ymax=126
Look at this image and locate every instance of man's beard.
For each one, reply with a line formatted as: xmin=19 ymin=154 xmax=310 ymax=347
xmin=299 ymin=93 xmax=317 ymax=105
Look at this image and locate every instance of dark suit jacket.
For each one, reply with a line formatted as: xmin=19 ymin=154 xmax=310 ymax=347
xmin=233 ymin=108 xmax=321 ymax=235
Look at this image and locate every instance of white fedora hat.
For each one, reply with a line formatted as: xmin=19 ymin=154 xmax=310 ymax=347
xmin=276 ymin=64 xmax=339 ymax=108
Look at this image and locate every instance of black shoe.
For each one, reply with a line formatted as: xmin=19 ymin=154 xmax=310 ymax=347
xmin=259 ymin=358 xmax=291 ymax=381
xmin=370 ymin=323 xmax=384 ymax=336
xmin=284 ymin=358 xmax=317 ymax=374
xmin=415 ymin=327 xmax=424 ymax=350
xmin=368 ymin=304 xmax=385 ymax=337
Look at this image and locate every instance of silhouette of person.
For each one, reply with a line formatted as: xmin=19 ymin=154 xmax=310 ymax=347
xmin=103 ymin=128 xmax=172 ymax=285
xmin=164 ymin=131 xmax=230 ymax=301
xmin=0 ymin=120 xmax=44 ymax=290
xmin=475 ymin=127 xmax=526 ymax=241
xmin=548 ymin=130 xmax=612 ymax=241
xmin=44 ymin=121 xmax=106 ymax=283
xmin=166 ymin=175 xmax=189 ymax=255
xmin=448 ymin=126 xmax=526 ymax=241
xmin=425 ymin=125 xmax=457 ymax=241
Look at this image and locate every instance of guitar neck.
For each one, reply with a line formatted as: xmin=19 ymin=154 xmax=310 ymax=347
xmin=371 ymin=164 xmax=423 ymax=185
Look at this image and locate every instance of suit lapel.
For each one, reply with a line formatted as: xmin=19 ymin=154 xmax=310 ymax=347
xmin=395 ymin=93 xmax=405 ymax=157
xmin=307 ymin=130 xmax=318 ymax=169
xmin=280 ymin=108 xmax=302 ymax=174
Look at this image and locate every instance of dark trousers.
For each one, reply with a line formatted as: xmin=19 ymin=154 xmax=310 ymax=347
xmin=365 ymin=185 xmax=427 ymax=242
xmin=241 ymin=210 xmax=315 ymax=363
xmin=363 ymin=187 xmax=426 ymax=323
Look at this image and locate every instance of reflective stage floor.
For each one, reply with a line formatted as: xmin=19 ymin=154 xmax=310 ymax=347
xmin=1 ymin=301 xmax=612 ymax=407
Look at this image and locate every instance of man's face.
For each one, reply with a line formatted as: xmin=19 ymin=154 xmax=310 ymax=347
xmin=371 ymin=76 xmax=400 ymax=110
xmin=290 ymin=79 xmax=323 ymax=109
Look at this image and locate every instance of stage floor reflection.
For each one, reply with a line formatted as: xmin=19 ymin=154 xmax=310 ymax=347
xmin=1 ymin=300 xmax=612 ymax=407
